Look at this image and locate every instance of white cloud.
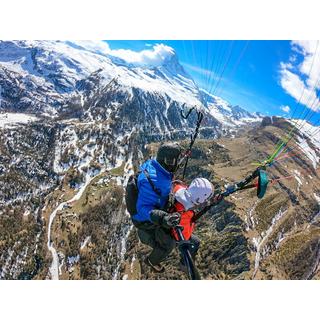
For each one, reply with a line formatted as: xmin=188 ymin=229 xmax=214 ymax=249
xmin=292 ymin=40 xmax=320 ymax=89
xmin=69 ymin=40 xmax=112 ymax=56
xmin=111 ymin=43 xmax=175 ymax=66
xmin=280 ymin=66 xmax=305 ymax=101
xmin=279 ymin=40 xmax=320 ymax=112
xmin=280 ymin=105 xmax=290 ymax=113
xmin=68 ymin=41 xmax=175 ymax=67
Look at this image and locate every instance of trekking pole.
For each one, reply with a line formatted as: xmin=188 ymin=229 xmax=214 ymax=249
xmin=174 ymin=226 xmax=201 ymax=280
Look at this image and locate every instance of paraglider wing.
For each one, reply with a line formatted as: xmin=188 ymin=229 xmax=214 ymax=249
xmin=257 ymin=169 xmax=269 ymax=199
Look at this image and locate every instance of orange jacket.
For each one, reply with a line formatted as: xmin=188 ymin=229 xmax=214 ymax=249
xmin=170 ymin=182 xmax=195 ymax=241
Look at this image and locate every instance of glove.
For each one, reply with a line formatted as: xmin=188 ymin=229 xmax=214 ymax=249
xmin=150 ymin=209 xmax=167 ymax=225
xmin=150 ymin=210 xmax=180 ymax=229
xmin=162 ymin=212 xmax=180 ymax=229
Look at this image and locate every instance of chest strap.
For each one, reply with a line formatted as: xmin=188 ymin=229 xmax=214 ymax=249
xmin=142 ymin=169 xmax=162 ymax=197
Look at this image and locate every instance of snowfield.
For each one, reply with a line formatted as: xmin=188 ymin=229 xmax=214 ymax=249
xmin=0 ymin=113 xmax=38 ymax=128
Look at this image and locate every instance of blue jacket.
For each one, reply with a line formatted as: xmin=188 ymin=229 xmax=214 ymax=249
xmin=133 ymin=159 xmax=173 ymax=222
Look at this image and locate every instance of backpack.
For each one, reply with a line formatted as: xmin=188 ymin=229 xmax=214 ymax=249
xmin=125 ymin=173 xmax=140 ymax=216
xmin=125 ymin=169 xmax=162 ymax=216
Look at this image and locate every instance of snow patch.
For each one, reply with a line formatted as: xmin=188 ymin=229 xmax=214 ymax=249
xmin=312 ymin=193 xmax=320 ymax=224
xmin=112 ymin=225 xmax=133 ymax=280
xmin=0 ymin=113 xmax=38 ymax=129
xmin=80 ymin=236 xmax=91 ymax=250
xmin=290 ymin=120 xmax=320 ymax=169
xmin=245 ymin=200 xmax=258 ymax=231
xmin=293 ymin=170 xmax=302 ymax=192
xmin=252 ymin=207 xmax=288 ymax=278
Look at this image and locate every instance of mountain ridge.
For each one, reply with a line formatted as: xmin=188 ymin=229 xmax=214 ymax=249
xmin=0 ymin=40 xmax=261 ymax=128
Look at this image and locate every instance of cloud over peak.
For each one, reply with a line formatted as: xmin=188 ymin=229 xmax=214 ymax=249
xmin=111 ymin=43 xmax=175 ymax=66
xmin=68 ymin=41 xmax=176 ymax=67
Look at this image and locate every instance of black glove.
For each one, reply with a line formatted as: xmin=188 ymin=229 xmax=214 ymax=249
xmin=150 ymin=210 xmax=180 ymax=228
xmin=162 ymin=212 xmax=180 ymax=229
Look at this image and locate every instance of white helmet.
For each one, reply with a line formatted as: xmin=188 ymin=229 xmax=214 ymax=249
xmin=175 ymin=178 xmax=214 ymax=210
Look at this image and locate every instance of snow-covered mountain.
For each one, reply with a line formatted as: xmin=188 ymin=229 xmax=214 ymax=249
xmin=0 ymin=40 xmax=261 ymax=128
xmin=200 ymin=89 xmax=263 ymax=126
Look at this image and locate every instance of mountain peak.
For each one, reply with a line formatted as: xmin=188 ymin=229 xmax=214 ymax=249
xmin=159 ymin=50 xmax=189 ymax=77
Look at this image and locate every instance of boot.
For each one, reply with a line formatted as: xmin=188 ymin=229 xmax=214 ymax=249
xmin=144 ymin=257 xmax=165 ymax=273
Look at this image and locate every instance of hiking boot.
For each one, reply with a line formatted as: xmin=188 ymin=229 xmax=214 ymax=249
xmin=144 ymin=257 xmax=165 ymax=273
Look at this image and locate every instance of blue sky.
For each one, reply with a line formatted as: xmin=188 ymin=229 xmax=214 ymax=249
xmin=106 ymin=40 xmax=320 ymax=124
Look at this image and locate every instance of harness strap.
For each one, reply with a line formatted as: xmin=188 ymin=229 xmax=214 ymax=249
xmin=142 ymin=169 xmax=162 ymax=197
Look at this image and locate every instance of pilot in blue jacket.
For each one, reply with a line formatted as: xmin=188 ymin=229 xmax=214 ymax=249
xmin=132 ymin=142 xmax=182 ymax=272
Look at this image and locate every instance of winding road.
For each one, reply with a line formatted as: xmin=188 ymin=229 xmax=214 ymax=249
xmin=47 ymin=171 xmax=97 ymax=280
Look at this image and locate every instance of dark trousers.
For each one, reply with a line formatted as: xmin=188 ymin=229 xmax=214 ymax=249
xmin=137 ymin=225 xmax=176 ymax=265
xmin=136 ymin=222 xmax=200 ymax=265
